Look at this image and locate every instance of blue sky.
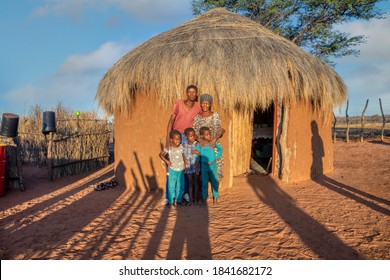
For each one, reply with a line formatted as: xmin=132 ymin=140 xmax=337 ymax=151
xmin=1 ymin=0 xmax=389 ymax=117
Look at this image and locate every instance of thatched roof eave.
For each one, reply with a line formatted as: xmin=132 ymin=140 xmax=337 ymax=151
xmin=96 ymin=8 xmax=347 ymax=115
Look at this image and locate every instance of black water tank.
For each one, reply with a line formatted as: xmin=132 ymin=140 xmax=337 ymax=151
xmin=0 ymin=113 xmax=19 ymax=138
xmin=42 ymin=111 xmax=56 ymax=134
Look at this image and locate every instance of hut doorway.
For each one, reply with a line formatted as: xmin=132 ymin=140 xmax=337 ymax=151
xmin=252 ymin=105 xmax=275 ymax=173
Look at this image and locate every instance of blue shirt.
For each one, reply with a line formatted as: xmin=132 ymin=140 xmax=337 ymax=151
xmin=183 ymin=141 xmax=199 ymax=173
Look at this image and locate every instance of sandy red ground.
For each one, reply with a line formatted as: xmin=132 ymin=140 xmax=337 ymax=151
xmin=0 ymin=138 xmax=389 ymax=260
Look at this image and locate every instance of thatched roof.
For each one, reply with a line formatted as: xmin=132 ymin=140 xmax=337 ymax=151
xmin=96 ymin=8 xmax=347 ymax=115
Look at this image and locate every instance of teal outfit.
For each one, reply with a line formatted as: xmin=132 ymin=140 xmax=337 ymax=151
xmin=196 ymin=142 xmax=223 ymax=200
xmin=168 ymin=168 xmax=184 ymax=205
xmin=164 ymin=145 xmax=185 ymax=205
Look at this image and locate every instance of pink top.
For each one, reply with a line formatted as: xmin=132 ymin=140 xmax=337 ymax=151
xmin=172 ymin=100 xmax=202 ymax=133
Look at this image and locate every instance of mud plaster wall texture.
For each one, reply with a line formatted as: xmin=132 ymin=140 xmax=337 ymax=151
xmin=285 ymin=101 xmax=334 ymax=182
xmin=114 ymin=94 xmax=232 ymax=191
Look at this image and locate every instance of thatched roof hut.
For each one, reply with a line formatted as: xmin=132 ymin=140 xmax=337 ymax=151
xmin=96 ymin=8 xmax=347 ymax=190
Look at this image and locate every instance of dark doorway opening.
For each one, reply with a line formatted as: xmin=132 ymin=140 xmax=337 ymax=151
xmin=252 ymin=105 xmax=274 ymax=172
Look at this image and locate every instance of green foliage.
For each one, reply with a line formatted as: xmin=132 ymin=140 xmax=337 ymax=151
xmin=191 ymin=0 xmax=385 ymax=66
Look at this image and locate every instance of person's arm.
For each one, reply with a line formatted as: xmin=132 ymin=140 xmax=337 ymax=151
xmin=159 ymin=149 xmax=171 ymax=167
xmin=211 ymin=127 xmax=225 ymax=146
xmin=215 ymin=142 xmax=223 ymax=159
xmin=182 ymin=152 xmax=188 ymax=172
xmin=192 ymin=143 xmax=201 ymax=155
xmin=192 ymin=149 xmax=200 ymax=155
xmin=166 ymin=114 xmax=176 ymax=148
xmin=192 ymin=114 xmax=203 ymax=143
xmin=211 ymin=113 xmax=225 ymax=147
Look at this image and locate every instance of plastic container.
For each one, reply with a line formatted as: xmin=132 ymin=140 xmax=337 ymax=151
xmin=0 ymin=113 xmax=19 ymax=137
xmin=42 ymin=111 xmax=56 ymax=134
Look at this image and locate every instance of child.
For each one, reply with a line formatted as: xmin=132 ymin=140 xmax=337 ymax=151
xmin=159 ymin=130 xmax=187 ymax=207
xmin=194 ymin=126 xmax=223 ymax=206
xmin=183 ymin=127 xmax=200 ymax=205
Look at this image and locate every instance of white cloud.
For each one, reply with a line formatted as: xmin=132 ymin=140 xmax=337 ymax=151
xmin=335 ymin=17 xmax=390 ymax=116
xmin=31 ymin=0 xmax=192 ymax=23
xmin=58 ymin=41 xmax=130 ymax=75
xmin=338 ymin=62 xmax=390 ymax=114
xmin=337 ymin=17 xmax=390 ymax=63
xmin=30 ymin=0 xmax=99 ymax=20
xmin=4 ymin=41 xmax=132 ymax=115
xmin=4 ymin=74 xmax=100 ymax=114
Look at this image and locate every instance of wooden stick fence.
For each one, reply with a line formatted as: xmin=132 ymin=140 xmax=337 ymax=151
xmin=379 ymin=98 xmax=386 ymax=142
xmin=47 ymin=130 xmax=111 ymax=181
xmin=360 ymin=99 xmax=369 ymax=142
xmin=334 ymin=98 xmax=389 ymax=143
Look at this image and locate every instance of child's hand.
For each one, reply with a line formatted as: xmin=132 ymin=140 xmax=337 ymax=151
xmin=167 ymin=161 xmax=172 ymax=167
xmin=191 ymin=149 xmax=199 ymax=155
xmin=184 ymin=159 xmax=189 ymax=166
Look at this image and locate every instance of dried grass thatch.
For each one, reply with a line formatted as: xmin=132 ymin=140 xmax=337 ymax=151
xmin=96 ymin=8 xmax=347 ymax=115
xmin=18 ymin=104 xmax=111 ymax=166
xmin=50 ymin=132 xmax=110 ymax=179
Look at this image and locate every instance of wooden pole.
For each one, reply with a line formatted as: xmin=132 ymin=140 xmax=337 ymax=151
xmin=47 ymin=132 xmax=53 ymax=181
xmin=346 ymin=99 xmax=350 ymax=143
xmin=52 ymin=155 xmax=109 ymax=169
xmin=360 ymin=99 xmax=369 ymax=142
xmin=333 ymin=113 xmax=337 ymax=143
xmin=76 ymin=114 xmax=80 ymax=132
xmin=272 ymin=101 xmax=278 ymax=176
xmin=379 ymin=98 xmax=386 ymax=142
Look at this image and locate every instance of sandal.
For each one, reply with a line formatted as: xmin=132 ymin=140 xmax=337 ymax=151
xmin=94 ymin=183 xmax=106 ymax=191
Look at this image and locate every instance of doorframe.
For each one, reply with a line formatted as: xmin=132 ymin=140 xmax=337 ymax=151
xmin=272 ymin=102 xmax=278 ymax=176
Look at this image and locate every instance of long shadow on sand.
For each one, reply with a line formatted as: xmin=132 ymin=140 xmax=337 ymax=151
xmin=368 ymin=139 xmax=390 ymax=146
xmin=245 ymin=120 xmax=363 ymax=259
xmin=314 ymin=175 xmax=390 ymax=216
xmin=0 ymin=164 xmax=120 ymax=259
xmin=142 ymin=203 xmax=212 ymax=260
xmin=311 ymin=121 xmax=390 ymax=216
xmin=247 ymin=175 xmax=363 ymax=259
xmin=54 ymin=156 xmax=164 ymax=259
xmin=142 ymin=144 xmax=212 ymax=259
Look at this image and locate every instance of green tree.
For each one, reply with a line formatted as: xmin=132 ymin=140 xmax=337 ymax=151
xmin=192 ymin=0 xmax=385 ymax=65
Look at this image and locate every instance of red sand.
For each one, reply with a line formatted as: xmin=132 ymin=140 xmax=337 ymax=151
xmin=0 ymin=139 xmax=389 ymax=259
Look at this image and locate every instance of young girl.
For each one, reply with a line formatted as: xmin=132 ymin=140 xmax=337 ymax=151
xmin=183 ymin=127 xmax=200 ymax=205
xmin=159 ymin=130 xmax=187 ymax=207
xmin=194 ymin=126 xmax=223 ymax=206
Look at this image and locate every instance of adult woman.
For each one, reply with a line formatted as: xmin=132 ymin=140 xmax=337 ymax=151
xmin=193 ymin=93 xmax=225 ymax=180
xmin=166 ymin=85 xmax=201 ymax=146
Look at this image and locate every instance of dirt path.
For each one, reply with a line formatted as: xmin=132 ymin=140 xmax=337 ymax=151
xmin=0 ymin=139 xmax=389 ymax=259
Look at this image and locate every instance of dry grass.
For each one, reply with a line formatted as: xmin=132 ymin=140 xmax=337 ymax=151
xmin=17 ymin=103 xmax=112 ymax=179
xmin=96 ymin=8 xmax=346 ymax=116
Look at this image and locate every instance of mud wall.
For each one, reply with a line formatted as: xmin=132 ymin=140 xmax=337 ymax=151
xmin=114 ymin=95 xmax=170 ymax=191
xmin=284 ymin=101 xmax=334 ymax=182
xmin=114 ymin=95 xmax=233 ymax=191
